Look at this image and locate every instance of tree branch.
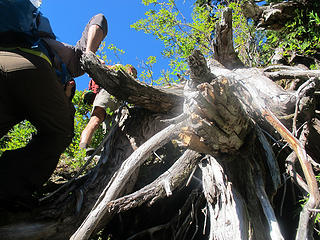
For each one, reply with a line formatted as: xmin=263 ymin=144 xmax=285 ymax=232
xmin=254 ymin=162 xmax=285 ymax=240
xmin=256 ymin=125 xmax=281 ymax=191
xmin=296 ymin=124 xmax=319 ymax=240
xmin=264 ymin=69 xmax=320 ymax=81
xmin=81 ymin=52 xmax=184 ymax=113
xmin=241 ymin=0 xmax=302 ymax=30
xmin=107 ymin=149 xmax=200 ymax=213
xmin=285 ymin=151 xmax=309 ymax=194
xmin=213 ymin=8 xmax=244 ymax=69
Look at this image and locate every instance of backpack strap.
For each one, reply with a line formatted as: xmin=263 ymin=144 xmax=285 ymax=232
xmin=0 ymin=46 xmax=52 ymax=66
xmin=36 ymin=39 xmax=74 ymax=85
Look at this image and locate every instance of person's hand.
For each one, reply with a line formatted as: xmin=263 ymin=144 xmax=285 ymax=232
xmin=64 ymin=80 xmax=75 ymax=99
xmin=84 ymin=50 xmax=105 ymax=65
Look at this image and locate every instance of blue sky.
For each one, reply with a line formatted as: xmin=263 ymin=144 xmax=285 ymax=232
xmin=39 ymin=1 xmax=194 ymax=90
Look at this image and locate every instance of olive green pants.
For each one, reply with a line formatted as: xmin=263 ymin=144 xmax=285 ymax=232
xmin=0 ymin=50 xmax=74 ymax=199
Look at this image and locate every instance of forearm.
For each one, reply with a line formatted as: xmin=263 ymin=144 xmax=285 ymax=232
xmin=85 ymin=24 xmax=104 ymax=54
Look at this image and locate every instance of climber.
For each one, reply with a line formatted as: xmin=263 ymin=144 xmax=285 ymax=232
xmin=0 ymin=0 xmax=107 ymax=207
xmin=79 ymin=65 xmax=137 ymax=153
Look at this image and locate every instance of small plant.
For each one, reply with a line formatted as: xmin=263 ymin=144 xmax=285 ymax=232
xmin=0 ymin=120 xmax=36 ymax=155
xmin=96 ymin=41 xmax=125 ymax=65
xmin=139 ymin=56 xmax=157 ymax=85
xmin=262 ymin=4 xmax=320 ymax=66
xmin=0 ymin=90 xmax=106 ymax=173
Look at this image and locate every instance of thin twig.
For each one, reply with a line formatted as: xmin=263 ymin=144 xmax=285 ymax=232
xmin=292 ymin=95 xmax=300 ymax=136
xmin=285 ymin=152 xmax=309 ymax=194
xmin=186 ymin=166 xmax=198 ymax=187
xmin=202 ymin=205 xmax=208 ymax=235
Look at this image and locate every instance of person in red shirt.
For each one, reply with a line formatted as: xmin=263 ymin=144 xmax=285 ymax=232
xmin=79 ymin=79 xmax=117 ymax=150
xmin=79 ymin=65 xmax=137 ymax=151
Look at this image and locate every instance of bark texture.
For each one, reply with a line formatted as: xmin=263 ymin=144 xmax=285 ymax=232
xmin=1 ymin=2 xmax=320 ymax=240
xmin=241 ymin=0 xmax=304 ymax=30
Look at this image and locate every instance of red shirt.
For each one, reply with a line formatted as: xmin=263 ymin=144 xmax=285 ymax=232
xmin=88 ymin=79 xmax=100 ymax=94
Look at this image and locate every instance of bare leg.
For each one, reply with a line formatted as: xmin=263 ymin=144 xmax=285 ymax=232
xmin=79 ymin=106 xmax=105 ymax=149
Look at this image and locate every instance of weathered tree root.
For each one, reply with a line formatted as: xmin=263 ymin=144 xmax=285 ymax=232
xmin=107 ymin=149 xmax=200 ymax=212
xmin=71 ymin=117 xmax=190 ymax=240
xmin=2 ymin=3 xmax=320 ymax=240
xmin=200 ymin=156 xmax=250 ymax=240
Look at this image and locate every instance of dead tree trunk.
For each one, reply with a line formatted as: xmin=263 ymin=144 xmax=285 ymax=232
xmin=1 ymin=4 xmax=320 ymax=240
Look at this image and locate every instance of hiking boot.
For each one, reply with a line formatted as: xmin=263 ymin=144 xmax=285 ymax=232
xmin=79 ymin=143 xmax=95 ymax=156
xmin=79 ymin=142 xmax=88 ymax=149
xmin=85 ymin=147 xmax=95 ymax=156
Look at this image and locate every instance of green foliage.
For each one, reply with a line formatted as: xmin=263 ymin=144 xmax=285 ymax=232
xmin=315 ymin=173 xmax=320 ymax=234
xmin=310 ymin=11 xmax=320 ymax=25
xmin=96 ymin=41 xmax=125 ymax=65
xmin=133 ymin=0 xmax=320 ymax=82
xmin=63 ymin=90 xmax=90 ymax=167
xmin=138 ymin=55 xmax=177 ymax=85
xmin=0 ymin=120 xmax=36 ymax=155
xmin=107 ymin=43 xmax=125 ymax=63
xmin=310 ymin=63 xmax=320 ymax=70
xmin=299 ymin=189 xmax=320 ymax=235
xmin=263 ymin=3 xmax=320 ymax=65
xmin=139 ymin=55 xmax=174 ymax=85
xmin=139 ymin=55 xmax=157 ymax=84
xmin=132 ymin=0 xmax=268 ymax=84
xmin=131 ymin=0 xmax=215 ymax=84
xmin=0 ymin=90 xmax=106 ymax=171
xmin=63 ymin=90 xmax=105 ymax=169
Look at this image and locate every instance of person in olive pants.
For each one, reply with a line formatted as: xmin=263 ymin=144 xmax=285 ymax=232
xmin=0 ymin=49 xmax=74 ymax=204
xmin=0 ymin=13 xmax=108 ymax=206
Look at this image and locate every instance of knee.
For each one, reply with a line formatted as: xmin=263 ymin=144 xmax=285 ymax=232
xmin=91 ymin=13 xmax=108 ymax=36
xmin=93 ymin=13 xmax=107 ymax=23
